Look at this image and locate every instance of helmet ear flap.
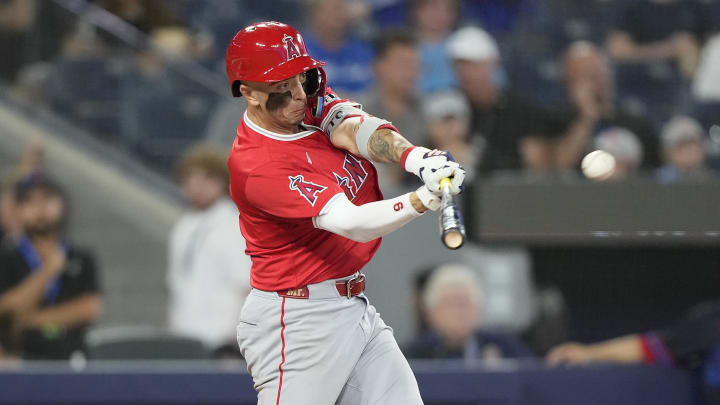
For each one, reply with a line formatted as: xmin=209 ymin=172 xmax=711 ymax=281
xmin=303 ymin=68 xmax=322 ymax=97
xmin=232 ymin=80 xmax=242 ymax=97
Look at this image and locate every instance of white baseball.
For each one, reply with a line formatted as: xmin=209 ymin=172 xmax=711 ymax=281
xmin=581 ymin=150 xmax=616 ymax=180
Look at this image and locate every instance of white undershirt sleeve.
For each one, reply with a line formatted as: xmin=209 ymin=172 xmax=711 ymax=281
xmin=313 ymin=192 xmax=424 ymax=243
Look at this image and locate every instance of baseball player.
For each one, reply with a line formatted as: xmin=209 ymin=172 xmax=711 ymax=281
xmin=225 ymin=22 xmax=465 ymax=404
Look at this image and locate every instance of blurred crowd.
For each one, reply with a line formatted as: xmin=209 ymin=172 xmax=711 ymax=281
xmin=0 ymin=0 xmax=719 ymax=400
xmin=0 ymin=0 xmax=719 ymax=181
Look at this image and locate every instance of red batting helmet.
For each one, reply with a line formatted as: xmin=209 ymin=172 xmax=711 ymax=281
xmin=225 ymin=21 xmax=326 ymax=98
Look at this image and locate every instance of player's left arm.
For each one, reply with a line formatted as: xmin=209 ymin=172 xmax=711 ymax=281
xmin=329 ymin=115 xmax=466 ymax=196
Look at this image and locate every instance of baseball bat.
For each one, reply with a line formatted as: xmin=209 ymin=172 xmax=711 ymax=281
xmin=439 ymin=177 xmax=466 ymax=250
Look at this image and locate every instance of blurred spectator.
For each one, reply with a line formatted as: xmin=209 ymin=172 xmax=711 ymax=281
xmin=410 ymin=0 xmax=458 ymax=92
xmin=360 ymin=29 xmax=423 ymax=144
xmin=594 ymin=127 xmax=644 ymax=181
xmin=656 ymin=116 xmax=714 ymax=182
xmin=304 ymin=0 xmax=374 ymax=96
xmin=447 ymin=26 xmax=571 ymax=172
xmin=359 ymin=29 xmax=423 ymax=188
xmin=693 ymin=33 xmax=720 ymax=102
xmin=404 ymin=264 xmax=534 ymax=361
xmin=557 ymin=41 xmax=660 ymax=170
xmin=0 ymin=175 xmax=103 ymax=360
xmin=606 ymin=0 xmax=703 ymax=78
xmin=421 ymin=89 xmax=479 ymax=180
xmin=1 ymin=140 xmax=45 ymax=243
xmin=0 ymin=0 xmax=35 ymax=83
xmin=546 ymin=301 xmax=720 ymax=404
xmin=167 ymin=146 xmax=251 ymax=358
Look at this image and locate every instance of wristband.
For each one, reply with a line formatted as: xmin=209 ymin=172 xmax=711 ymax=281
xmin=403 ymin=147 xmax=431 ymax=176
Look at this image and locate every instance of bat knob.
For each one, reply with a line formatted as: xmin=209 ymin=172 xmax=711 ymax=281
xmin=442 ymin=229 xmax=465 ymax=249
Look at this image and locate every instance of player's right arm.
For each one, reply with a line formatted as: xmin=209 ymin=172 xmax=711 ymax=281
xmin=241 ymin=161 xmax=441 ymax=243
xmin=322 ymin=103 xmax=465 ymax=199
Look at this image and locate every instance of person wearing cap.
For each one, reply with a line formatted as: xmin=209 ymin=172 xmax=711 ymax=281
xmin=447 ymin=26 xmax=572 ymax=173
xmin=555 ymin=41 xmax=660 ymax=171
xmin=656 ymin=116 xmax=714 ymax=182
xmin=0 ymin=174 xmax=103 ymax=359
xmin=422 ymin=89 xmax=479 ymax=181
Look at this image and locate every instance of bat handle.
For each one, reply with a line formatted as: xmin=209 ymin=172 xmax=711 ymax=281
xmin=439 ymin=177 xmax=466 ymax=250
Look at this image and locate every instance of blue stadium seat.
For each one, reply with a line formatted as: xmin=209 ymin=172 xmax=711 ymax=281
xmin=46 ymin=57 xmax=128 ymax=140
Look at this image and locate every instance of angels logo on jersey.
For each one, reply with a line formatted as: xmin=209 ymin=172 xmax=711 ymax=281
xmin=332 ymin=153 xmax=368 ymax=200
xmin=289 ymin=174 xmax=327 ymax=206
xmin=282 ymin=34 xmax=301 ymax=61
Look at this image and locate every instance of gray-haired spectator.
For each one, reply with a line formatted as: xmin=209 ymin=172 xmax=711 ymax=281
xmin=421 ymin=90 xmax=479 ymax=181
xmin=656 ymin=116 xmax=714 ymax=182
xmin=594 ymin=127 xmax=644 ymax=181
xmin=403 ymin=264 xmax=534 ymax=362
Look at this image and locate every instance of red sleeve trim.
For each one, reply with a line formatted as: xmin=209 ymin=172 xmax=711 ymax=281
xmin=400 ymin=146 xmax=417 ymax=171
xmin=378 ymin=123 xmax=399 ymax=133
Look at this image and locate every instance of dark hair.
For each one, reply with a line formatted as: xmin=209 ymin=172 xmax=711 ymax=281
xmin=373 ymin=29 xmax=418 ymax=60
xmin=12 ymin=173 xmax=70 ymax=232
xmin=13 ymin=173 xmax=66 ymax=205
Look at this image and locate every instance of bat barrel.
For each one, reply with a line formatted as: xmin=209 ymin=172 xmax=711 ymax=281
xmin=439 ymin=179 xmax=466 ymax=250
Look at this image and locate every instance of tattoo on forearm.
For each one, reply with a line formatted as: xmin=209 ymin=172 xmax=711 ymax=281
xmin=367 ymin=129 xmax=413 ymax=163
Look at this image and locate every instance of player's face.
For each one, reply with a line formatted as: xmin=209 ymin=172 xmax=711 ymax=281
xmin=18 ymin=189 xmax=65 ymax=237
xmin=256 ymin=73 xmax=308 ymax=127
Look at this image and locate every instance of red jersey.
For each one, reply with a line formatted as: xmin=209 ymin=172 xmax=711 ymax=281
xmin=228 ymin=93 xmax=383 ymax=291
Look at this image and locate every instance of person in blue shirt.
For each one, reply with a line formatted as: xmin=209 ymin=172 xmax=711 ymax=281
xmin=409 ymin=0 xmax=459 ymax=93
xmin=303 ymin=0 xmax=374 ymax=96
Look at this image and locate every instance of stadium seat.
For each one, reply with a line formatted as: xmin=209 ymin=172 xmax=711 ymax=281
xmin=45 ymin=57 xmax=129 ymax=140
xmin=615 ymin=62 xmax=687 ymax=127
xmin=121 ymin=69 xmax=218 ymax=172
xmin=86 ymin=326 xmax=211 ymax=360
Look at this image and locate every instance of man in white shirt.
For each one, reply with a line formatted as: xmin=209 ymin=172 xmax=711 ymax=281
xmin=167 ymin=145 xmax=251 ymax=357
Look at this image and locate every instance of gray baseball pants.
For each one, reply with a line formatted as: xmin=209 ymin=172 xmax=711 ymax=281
xmin=236 ymin=274 xmax=424 ymax=405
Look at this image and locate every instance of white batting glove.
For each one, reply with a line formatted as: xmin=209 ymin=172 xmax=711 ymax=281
xmin=415 ymin=186 xmax=442 ymax=211
xmin=402 ymin=147 xmax=466 ymax=195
